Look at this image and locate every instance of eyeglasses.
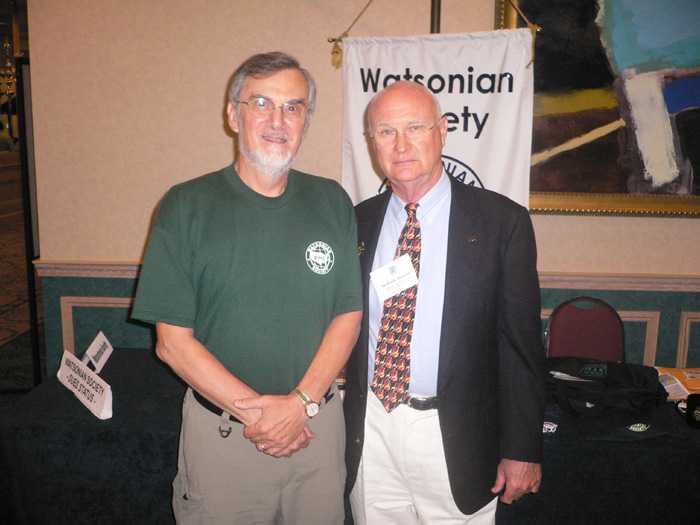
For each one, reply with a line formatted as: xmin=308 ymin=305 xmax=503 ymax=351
xmin=235 ymin=95 xmax=307 ymax=119
xmin=369 ymin=121 xmax=439 ymax=145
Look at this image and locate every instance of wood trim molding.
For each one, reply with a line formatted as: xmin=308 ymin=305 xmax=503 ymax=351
xmin=529 ymin=191 xmax=700 ymax=217
xmin=677 ymin=312 xmax=700 ymax=368
xmin=60 ymin=296 xmax=133 ymax=354
xmin=618 ymin=310 xmax=661 ymax=366
xmin=539 ymin=272 xmax=700 ymax=292
xmin=35 ymin=261 xmax=139 ymax=278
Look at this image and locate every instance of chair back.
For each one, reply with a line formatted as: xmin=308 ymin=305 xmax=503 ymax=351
xmin=547 ymin=296 xmax=625 ymax=362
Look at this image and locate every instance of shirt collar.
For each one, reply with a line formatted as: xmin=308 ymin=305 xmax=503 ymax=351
xmin=388 ymin=171 xmax=450 ymax=221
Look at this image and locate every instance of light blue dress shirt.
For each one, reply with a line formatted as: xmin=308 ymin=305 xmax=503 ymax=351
xmin=368 ymin=172 xmax=451 ymax=396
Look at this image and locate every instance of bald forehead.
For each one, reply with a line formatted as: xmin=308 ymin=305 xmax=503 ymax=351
xmin=368 ymin=81 xmax=440 ymax=124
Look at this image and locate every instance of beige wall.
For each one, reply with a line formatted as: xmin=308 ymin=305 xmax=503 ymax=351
xmin=28 ymin=0 xmax=700 ymax=276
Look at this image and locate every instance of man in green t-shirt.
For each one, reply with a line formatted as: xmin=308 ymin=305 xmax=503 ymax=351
xmin=132 ymin=52 xmax=362 ymax=524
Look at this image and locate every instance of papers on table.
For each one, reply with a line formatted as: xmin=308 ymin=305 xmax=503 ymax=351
xmin=684 ymin=370 xmax=700 ymax=381
xmin=655 ymin=367 xmax=700 ymax=401
xmin=657 ymin=372 xmax=689 ymax=400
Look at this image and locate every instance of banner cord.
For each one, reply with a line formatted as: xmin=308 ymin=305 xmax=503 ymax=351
xmin=329 ymin=1 xmax=540 ymax=69
xmin=507 ymin=0 xmax=541 ymax=67
xmin=328 ymin=0 xmax=375 ymax=69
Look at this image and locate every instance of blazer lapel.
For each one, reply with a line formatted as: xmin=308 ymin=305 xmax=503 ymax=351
xmin=356 ymin=192 xmax=391 ymax=391
xmin=437 ymin=179 xmax=485 ymax=395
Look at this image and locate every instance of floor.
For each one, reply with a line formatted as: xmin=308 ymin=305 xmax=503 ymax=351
xmin=0 ymin=150 xmax=42 ymax=391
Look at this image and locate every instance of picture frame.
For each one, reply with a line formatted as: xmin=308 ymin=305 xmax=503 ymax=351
xmin=495 ymin=0 xmax=700 ymax=216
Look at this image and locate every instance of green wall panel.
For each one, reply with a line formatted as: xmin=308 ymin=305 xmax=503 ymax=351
xmin=623 ymin=321 xmax=647 ymax=364
xmin=73 ymin=306 xmax=154 ymax=359
xmin=541 ymin=289 xmax=700 ymax=367
xmin=40 ymin=275 xmax=700 ymax=375
xmin=42 ymin=276 xmax=153 ymax=375
xmin=689 ymin=323 xmax=700 ymax=367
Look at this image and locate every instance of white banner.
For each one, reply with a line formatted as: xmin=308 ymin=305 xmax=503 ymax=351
xmin=341 ymin=29 xmax=533 ymax=206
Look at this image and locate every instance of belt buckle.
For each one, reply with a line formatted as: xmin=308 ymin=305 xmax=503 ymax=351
xmin=407 ymin=395 xmax=438 ymax=411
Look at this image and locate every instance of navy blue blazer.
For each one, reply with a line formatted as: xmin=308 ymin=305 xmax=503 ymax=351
xmin=344 ymin=176 xmax=545 ymax=514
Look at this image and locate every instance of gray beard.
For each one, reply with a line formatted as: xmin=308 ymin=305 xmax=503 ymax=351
xmin=239 ymin=143 xmax=294 ymax=180
xmin=237 ymin=117 xmax=298 ymax=179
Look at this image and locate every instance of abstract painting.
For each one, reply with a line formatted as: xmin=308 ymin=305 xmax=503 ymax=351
xmin=498 ymin=0 xmax=700 ymax=215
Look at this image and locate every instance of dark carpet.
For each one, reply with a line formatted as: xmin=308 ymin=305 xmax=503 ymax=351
xmin=0 ymin=330 xmax=44 ymax=390
xmin=0 ymin=150 xmax=44 ymax=399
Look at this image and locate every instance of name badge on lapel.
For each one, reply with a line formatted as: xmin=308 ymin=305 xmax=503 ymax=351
xmin=370 ymin=254 xmax=418 ymax=303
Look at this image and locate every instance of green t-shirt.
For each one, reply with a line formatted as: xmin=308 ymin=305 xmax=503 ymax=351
xmin=132 ymin=165 xmax=362 ymax=394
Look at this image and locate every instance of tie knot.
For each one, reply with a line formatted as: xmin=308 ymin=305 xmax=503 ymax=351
xmin=405 ymin=202 xmax=418 ymax=218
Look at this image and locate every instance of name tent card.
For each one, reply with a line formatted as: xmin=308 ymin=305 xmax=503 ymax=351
xmin=81 ymin=330 xmax=114 ymax=374
xmin=57 ymin=332 xmax=115 ymax=420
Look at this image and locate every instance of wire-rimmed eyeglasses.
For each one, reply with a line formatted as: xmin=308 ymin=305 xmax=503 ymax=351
xmin=235 ymin=95 xmax=307 ymax=119
xmin=367 ymin=121 xmax=440 ymax=145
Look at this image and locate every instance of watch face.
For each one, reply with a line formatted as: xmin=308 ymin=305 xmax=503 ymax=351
xmin=306 ymin=402 xmax=320 ymax=418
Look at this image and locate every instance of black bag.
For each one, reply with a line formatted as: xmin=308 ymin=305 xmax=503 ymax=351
xmin=546 ymin=357 xmax=668 ymax=417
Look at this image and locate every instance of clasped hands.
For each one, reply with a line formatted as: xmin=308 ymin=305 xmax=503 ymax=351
xmin=234 ymin=394 xmax=314 ymax=458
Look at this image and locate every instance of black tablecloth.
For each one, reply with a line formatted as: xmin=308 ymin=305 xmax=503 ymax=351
xmin=497 ymin=401 xmax=700 ymax=524
xmin=0 ymin=349 xmax=185 ymax=525
xmin=2 ymin=349 xmax=699 ymax=524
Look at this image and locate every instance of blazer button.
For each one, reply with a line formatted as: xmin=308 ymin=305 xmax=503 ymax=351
xmin=355 ymin=437 xmax=361 ymax=445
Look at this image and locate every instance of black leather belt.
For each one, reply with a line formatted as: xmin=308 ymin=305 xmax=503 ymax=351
xmin=193 ymin=390 xmax=243 ymax=423
xmin=192 ymin=388 xmax=335 ymax=422
xmin=404 ymin=395 xmax=439 ymax=410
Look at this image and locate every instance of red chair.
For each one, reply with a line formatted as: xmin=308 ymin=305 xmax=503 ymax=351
xmin=546 ymin=296 xmax=625 ymax=362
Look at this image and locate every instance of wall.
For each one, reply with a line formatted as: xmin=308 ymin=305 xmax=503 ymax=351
xmin=27 ymin=0 xmax=491 ymax=261
xmin=27 ymin=0 xmax=700 ymax=372
xmin=28 ymin=0 xmax=700 ymax=274
xmin=535 ymin=214 xmax=699 ymax=275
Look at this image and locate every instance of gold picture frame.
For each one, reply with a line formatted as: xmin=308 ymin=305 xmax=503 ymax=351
xmin=495 ymin=0 xmax=700 ymax=216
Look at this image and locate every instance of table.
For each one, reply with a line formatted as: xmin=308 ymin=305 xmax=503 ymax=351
xmin=0 ymin=349 xmax=185 ymax=525
xmin=497 ymin=401 xmax=700 ymax=524
xmin=2 ymin=349 xmax=699 ymax=524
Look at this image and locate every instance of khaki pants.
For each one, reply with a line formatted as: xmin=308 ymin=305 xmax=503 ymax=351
xmin=173 ymin=388 xmax=345 ymax=525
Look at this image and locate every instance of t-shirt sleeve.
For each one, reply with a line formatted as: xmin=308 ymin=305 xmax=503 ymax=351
xmin=332 ymin=186 xmax=363 ymax=316
xmin=131 ymin=187 xmax=196 ymax=327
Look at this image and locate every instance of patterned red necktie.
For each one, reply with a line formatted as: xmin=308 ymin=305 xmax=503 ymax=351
xmin=371 ymin=202 xmax=421 ymax=412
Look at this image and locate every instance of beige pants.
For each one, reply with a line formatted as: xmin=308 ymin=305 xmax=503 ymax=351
xmin=173 ymin=388 xmax=345 ymax=525
xmin=350 ymin=391 xmax=497 ymax=525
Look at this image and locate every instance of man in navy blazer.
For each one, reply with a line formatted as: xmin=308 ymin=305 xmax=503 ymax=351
xmin=344 ymin=81 xmax=545 ymax=524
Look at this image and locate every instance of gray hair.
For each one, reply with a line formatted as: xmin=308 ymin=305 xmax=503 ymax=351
xmin=228 ymin=51 xmax=317 ymax=116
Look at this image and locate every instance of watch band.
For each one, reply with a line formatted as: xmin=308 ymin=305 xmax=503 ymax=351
xmin=293 ymin=388 xmax=314 ymax=406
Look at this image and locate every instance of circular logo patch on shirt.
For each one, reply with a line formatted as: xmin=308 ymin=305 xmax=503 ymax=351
xmin=305 ymin=241 xmax=334 ymax=275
